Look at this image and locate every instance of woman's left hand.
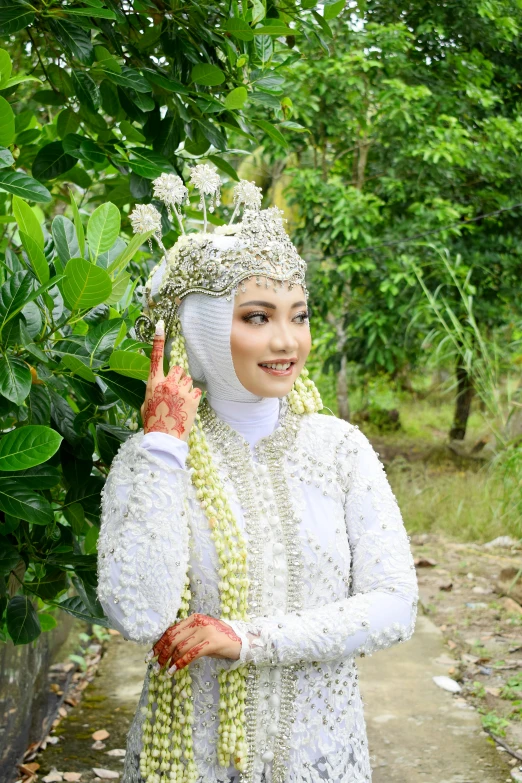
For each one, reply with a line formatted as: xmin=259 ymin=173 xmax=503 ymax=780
xmin=148 ymin=613 xmax=242 ymax=673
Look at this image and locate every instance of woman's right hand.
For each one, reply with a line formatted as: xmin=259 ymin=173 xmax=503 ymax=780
xmin=141 ymin=320 xmax=202 ymax=442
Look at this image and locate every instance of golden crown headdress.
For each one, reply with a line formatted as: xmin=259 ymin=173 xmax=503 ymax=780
xmin=130 ymin=164 xmax=307 ymax=342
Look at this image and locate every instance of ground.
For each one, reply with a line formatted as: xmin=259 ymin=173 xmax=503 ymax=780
xmin=16 ymin=533 xmax=522 ymax=783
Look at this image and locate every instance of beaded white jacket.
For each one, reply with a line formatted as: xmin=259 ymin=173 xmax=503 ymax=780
xmin=96 ymin=400 xmax=418 ymax=783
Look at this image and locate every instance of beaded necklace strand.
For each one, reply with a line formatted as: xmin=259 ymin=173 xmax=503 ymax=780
xmin=139 ymin=315 xmax=323 ymax=783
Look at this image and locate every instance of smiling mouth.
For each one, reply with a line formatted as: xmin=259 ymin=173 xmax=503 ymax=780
xmin=258 ymin=361 xmax=296 ymax=376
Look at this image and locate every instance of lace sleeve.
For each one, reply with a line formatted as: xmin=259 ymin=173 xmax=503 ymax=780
xmin=223 ymin=426 xmax=418 ymax=667
xmin=96 ymin=433 xmax=192 ymax=646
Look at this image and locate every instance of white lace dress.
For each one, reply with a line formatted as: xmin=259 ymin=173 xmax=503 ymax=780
xmin=96 ymin=399 xmax=418 ymax=783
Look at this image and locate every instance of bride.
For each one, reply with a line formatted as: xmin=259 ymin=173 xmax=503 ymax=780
xmin=96 ymin=168 xmax=418 ymax=783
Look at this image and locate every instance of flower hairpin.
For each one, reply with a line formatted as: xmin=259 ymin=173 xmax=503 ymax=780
xmin=152 ymin=173 xmax=188 ymax=234
xmin=189 ymin=164 xmax=222 ymax=231
xmin=129 ymin=203 xmax=164 ymax=254
xmin=228 ymin=179 xmax=262 ymax=225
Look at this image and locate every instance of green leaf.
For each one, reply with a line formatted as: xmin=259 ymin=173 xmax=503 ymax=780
xmin=6 ymin=596 xmax=40 ymax=645
xmin=32 ymin=89 xmax=66 ymax=107
xmin=0 ymin=5 xmax=34 ymax=35
xmin=65 ymin=6 xmax=116 ymax=18
xmin=84 ymin=524 xmax=99 ymax=555
xmin=0 ymin=48 xmax=12 ymax=89
xmin=311 ymin=9 xmax=333 ymax=38
xmin=109 ymin=350 xmax=150 ymax=380
xmin=32 ymin=142 xmax=76 ymax=181
xmin=39 ymin=613 xmax=58 ymax=631
xmin=0 ymin=170 xmax=51 ymax=202
xmin=71 ymin=70 xmax=101 ymax=112
xmin=105 ymin=67 xmax=151 ymax=93
xmin=251 ymin=0 xmax=266 ymax=23
xmin=208 ymin=155 xmax=239 ymax=182
xmin=3 ymin=74 xmax=41 ymax=90
xmin=58 ymin=595 xmax=110 ymax=626
xmin=191 ymin=64 xmax=225 ymax=87
xmin=0 ymin=145 xmax=14 ymax=168
xmin=0 ymin=426 xmax=63 ymax=471
xmin=63 ymin=501 xmax=86 ymax=535
xmin=13 ymin=196 xmax=44 ymax=249
xmin=254 ymin=119 xmax=288 ymax=147
xmin=0 ymin=538 xmax=20 ymax=574
xmin=0 ymin=95 xmax=15 ymax=147
xmin=0 ymin=480 xmax=53 ymax=525
xmin=224 ymin=18 xmax=254 ymax=41
xmin=119 ymin=120 xmax=145 ymax=142
xmin=27 ymin=385 xmax=51 ymax=425
xmin=56 ymin=109 xmax=80 ymax=139
xmin=0 ymin=271 xmax=33 ymax=333
xmin=324 ymin=0 xmax=345 ymax=20
xmin=0 ymin=465 xmax=60 ymax=489
xmin=94 ymin=45 xmax=121 ymax=73
xmin=128 ymin=148 xmax=175 ymax=179
xmin=105 ymin=271 xmax=130 ymax=305
xmin=32 ymin=566 xmax=68 ymax=601
xmin=51 ymin=215 xmax=80 ymax=266
xmin=96 ymin=423 xmax=129 ymax=465
xmin=0 ymin=357 xmax=31 ymax=404
xmin=20 ymin=231 xmax=49 ymax=284
xmin=87 ymin=203 xmax=120 ymax=260
xmin=63 ymin=257 xmax=112 ymax=309
xmin=197 ymin=118 xmax=227 ymax=151
xmin=97 ymin=370 xmax=144 ymax=409
xmin=224 ymin=86 xmax=248 ymax=110
xmin=48 ymin=19 xmax=94 ymax=66
xmin=69 ymin=188 xmax=85 ymax=257
xmin=85 ymin=318 xmax=122 ymax=360
xmin=60 ymin=353 xmax=97 ymax=382
xmin=253 ymin=23 xmax=295 ymax=35
xmin=65 ymin=475 xmax=103 ymax=523
xmin=142 ymin=69 xmax=189 ymax=95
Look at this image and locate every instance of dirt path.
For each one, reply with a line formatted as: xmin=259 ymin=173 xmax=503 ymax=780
xmin=27 ymin=534 xmax=522 ymax=783
xmin=359 ymin=614 xmax=509 ymax=782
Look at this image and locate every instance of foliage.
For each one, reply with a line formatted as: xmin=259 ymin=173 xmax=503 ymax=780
xmin=275 ymin=5 xmax=522 ymax=435
xmin=0 ymin=0 xmax=323 ymax=214
xmin=0 ymin=0 xmax=345 ymax=645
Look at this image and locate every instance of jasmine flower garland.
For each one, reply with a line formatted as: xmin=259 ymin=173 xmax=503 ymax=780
xmin=138 ymin=317 xmax=323 ymax=783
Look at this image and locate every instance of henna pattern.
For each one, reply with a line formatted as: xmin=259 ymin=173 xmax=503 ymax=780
xmin=154 ymin=614 xmax=242 ymax=668
xmin=175 ymin=640 xmax=211 ymax=671
xmin=143 ymin=381 xmax=188 ymax=437
xmin=150 ymin=335 xmax=163 ymax=376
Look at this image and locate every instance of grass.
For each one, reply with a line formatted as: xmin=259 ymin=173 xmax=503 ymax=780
xmin=314 ymin=371 xmax=522 ymax=543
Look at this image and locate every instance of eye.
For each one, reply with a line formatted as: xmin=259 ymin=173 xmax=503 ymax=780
xmin=293 ymin=310 xmax=310 ymax=324
xmin=243 ymin=310 xmax=269 ymax=325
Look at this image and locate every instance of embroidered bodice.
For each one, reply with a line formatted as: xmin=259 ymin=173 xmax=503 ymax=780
xmin=96 ymin=403 xmax=418 ymax=783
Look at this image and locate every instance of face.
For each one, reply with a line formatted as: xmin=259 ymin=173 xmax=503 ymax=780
xmin=230 ymin=277 xmax=311 ymax=398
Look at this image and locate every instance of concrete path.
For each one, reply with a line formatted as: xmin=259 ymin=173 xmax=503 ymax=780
xmin=36 ymin=613 xmax=512 ymax=782
xmin=358 ymin=614 xmax=510 ymax=783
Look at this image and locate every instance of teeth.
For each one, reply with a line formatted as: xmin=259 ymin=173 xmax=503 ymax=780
xmin=261 ymin=363 xmax=292 ymax=370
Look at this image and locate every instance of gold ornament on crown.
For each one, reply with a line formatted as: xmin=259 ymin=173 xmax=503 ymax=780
xmin=132 ymin=166 xmax=322 ymax=783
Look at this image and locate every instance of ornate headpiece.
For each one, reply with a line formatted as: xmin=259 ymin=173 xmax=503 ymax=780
xmin=131 ymin=164 xmax=307 ymax=342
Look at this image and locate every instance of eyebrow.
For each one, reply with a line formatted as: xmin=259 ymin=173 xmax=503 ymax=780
xmin=239 ymin=300 xmax=307 ymax=309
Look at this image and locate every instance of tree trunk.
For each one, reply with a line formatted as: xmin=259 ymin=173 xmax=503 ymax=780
xmin=336 ymin=354 xmax=350 ymax=421
xmin=449 ymin=363 xmax=474 ymax=440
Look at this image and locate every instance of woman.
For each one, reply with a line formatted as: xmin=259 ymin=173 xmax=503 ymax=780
xmin=96 ymin=168 xmax=418 ymax=783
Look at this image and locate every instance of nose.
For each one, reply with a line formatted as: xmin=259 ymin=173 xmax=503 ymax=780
xmin=269 ymin=320 xmax=299 ymax=354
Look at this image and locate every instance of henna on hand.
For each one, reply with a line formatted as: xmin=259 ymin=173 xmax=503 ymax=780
xmin=141 ymin=320 xmax=202 ymax=441
xmin=143 ymin=378 xmax=188 ymax=437
xmin=152 ymin=613 xmax=242 ymax=671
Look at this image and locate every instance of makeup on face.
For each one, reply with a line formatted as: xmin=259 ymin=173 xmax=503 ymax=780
xmin=230 ymin=278 xmax=311 ymax=398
